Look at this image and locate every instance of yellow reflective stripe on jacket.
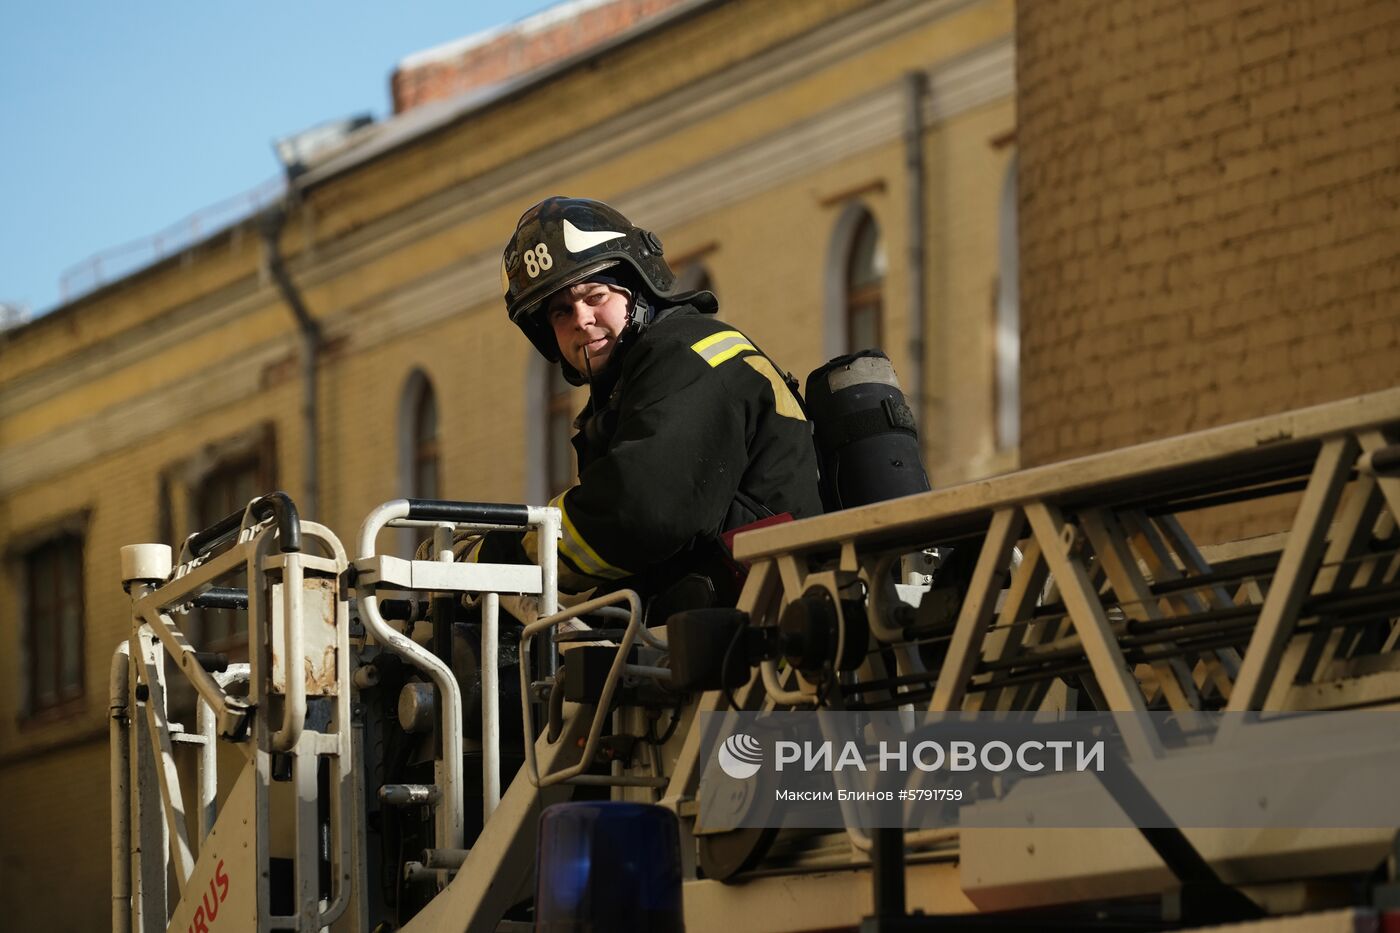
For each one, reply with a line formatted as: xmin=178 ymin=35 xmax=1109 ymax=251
xmin=690 ymin=330 xmax=756 ymax=368
xmin=550 ymin=490 xmax=628 ymax=580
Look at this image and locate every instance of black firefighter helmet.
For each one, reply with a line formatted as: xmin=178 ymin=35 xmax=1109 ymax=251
xmin=502 ymin=197 xmax=708 ymax=368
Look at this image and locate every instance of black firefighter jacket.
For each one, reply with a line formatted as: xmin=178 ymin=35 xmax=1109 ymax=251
xmin=499 ymin=303 xmax=823 ymax=599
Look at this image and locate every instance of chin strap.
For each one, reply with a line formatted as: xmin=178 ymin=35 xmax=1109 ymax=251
xmin=629 ymin=291 xmax=653 ymax=329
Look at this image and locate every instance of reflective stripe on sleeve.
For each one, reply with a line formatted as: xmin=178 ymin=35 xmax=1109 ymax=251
xmin=690 ymin=329 xmax=757 ymax=368
xmin=550 ymin=490 xmax=629 ymax=580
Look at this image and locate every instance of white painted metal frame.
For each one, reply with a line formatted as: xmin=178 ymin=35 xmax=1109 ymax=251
xmin=353 ymin=499 xmax=562 ymax=855
xmin=118 ymin=516 xmax=354 ymax=933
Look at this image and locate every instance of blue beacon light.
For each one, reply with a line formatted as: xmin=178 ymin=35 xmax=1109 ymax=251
xmin=535 ymin=801 xmax=684 ymax=931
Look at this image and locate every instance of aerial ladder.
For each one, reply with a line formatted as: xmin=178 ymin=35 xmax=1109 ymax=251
xmin=112 ymin=386 xmax=1400 ymax=932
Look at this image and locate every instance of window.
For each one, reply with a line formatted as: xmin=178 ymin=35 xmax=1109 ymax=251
xmin=675 ymin=262 xmax=714 ymax=296
xmin=191 ymin=455 xmax=262 ymax=647
xmin=183 ymin=427 xmax=276 ymax=649
xmin=396 ymin=371 xmax=442 ymax=556
xmin=154 ymin=425 xmax=275 ymax=682
xmin=158 ymin=425 xmax=275 ymax=561
xmin=22 ymin=533 xmax=85 ymax=715
xmin=845 ymin=211 xmax=885 ymax=353
xmin=526 ymin=357 xmax=584 ymax=504
xmin=410 ymin=376 xmax=440 ymax=499
xmin=546 ymin=366 xmax=578 ymax=495
xmin=825 ymin=203 xmax=887 ymax=358
xmin=995 ymin=154 xmax=1020 ymax=451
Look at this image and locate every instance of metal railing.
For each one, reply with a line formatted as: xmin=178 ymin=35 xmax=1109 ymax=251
xmin=60 ymin=175 xmax=285 ymax=304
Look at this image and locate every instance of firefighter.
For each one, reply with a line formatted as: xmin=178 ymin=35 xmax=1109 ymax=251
xmin=489 ymin=196 xmax=822 ymax=605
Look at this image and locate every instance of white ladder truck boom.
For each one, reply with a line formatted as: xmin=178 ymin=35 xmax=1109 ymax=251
xmin=112 ymin=387 xmax=1400 ymax=932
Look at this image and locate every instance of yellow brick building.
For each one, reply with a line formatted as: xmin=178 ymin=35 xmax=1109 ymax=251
xmin=1017 ymin=0 xmax=1400 ymax=467
xmin=0 ymin=1 xmax=1016 ymax=928
xmin=1014 ymin=0 xmax=1400 ymax=544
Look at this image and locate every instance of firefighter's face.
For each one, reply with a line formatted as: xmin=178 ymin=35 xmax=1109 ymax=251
xmin=547 ymin=281 xmax=631 ymax=377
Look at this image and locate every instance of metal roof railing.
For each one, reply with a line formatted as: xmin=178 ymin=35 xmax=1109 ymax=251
xmin=58 ymin=174 xmax=287 ymax=305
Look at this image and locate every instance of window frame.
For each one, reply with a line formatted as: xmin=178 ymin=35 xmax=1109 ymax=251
xmin=824 ymin=200 xmax=887 ymax=359
xmin=15 ymin=519 xmax=89 ymax=721
xmin=410 ymin=374 xmax=441 ymax=500
xmin=845 ymin=211 xmax=885 ymax=354
xmin=159 ymin=424 xmax=277 ymax=654
xmin=545 ymin=365 xmax=579 ymax=495
xmin=995 ymin=152 xmax=1021 ymax=452
xmin=188 ymin=452 xmax=268 ymax=652
xmin=674 ymin=261 xmax=715 ymax=296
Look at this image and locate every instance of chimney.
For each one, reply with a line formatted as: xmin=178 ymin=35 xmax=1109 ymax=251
xmin=391 ymin=0 xmax=691 ymax=114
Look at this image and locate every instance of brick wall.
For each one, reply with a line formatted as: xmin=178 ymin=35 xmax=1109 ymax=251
xmin=0 ymin=744 xmax=109 ymax=933
xmin=391 ymin=0 xmax=692 ymax=113
xmin=1016 ymin=0 xmax=1400 ymax=470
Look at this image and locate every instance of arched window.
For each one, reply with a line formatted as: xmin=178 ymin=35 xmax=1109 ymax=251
xmin=845 ymin=212 xmax=885 ymax=353
xmin=399 ymin=370 xmax=440 ymax=500
xmin=156 ymin=423 xmax=275 ymax=715
xmin=397 ymin=370 xmax=440 ymax=557
xmin=192 ymin=454 xmax=262 ymax=646
xmin=825 ymin=203 xmax=886 ymax=358
xmin=412 ymin=381 xmax=440 ymax=499
xmin=675 ymin=262 xmax=714 ymax=296
xmin=546 ymin=365 xmax=577 ymax=495
xmin=995 ymin=154 xmax=1020 ymax=452
xmin=21 ymin=528 xmax=86 ymax=716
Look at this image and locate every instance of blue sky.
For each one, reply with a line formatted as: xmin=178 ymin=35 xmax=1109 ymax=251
xmin=0 ymin=2 xmax=540 ymax=318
